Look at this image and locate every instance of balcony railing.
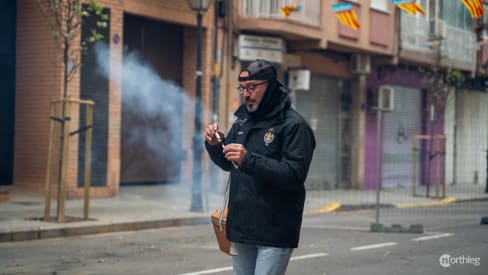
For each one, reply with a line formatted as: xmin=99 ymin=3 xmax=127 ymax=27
xmin=444 ymin=24 xmax=477 ymax=66
xmin=400 ymin=14 xmax=431 ymax=53
xmin=400 ymin=14 xmax=477 ymax=69
xmin=241 ymin=0 xmax=320 ymax=27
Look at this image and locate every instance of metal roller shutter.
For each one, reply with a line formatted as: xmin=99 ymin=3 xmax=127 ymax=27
xmin=296 ymin=75 xmax=340 ymax=190
xmin=381 ymin=86 xmax=422 ymax=188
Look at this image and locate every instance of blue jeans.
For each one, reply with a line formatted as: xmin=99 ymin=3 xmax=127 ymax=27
xmin=231 ymin=242 xmax=293 ymax=275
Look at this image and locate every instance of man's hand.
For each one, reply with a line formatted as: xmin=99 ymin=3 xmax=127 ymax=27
xmin=223 ymin=143 xmax=247 ymax=166
xmin=204 ymin=123 xmax=224 ymax=147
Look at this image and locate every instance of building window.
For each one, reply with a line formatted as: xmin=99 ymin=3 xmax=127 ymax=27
xmin=418 ymin=0 xmax=435 ymax=20
xmin=78 ymin=6 xmax=111 ymax=187
xmin=441 ymin=0 xmax=473 ymax=30
xmin=482 ymin=4 xmax=488 ymax=39
xmin=371 ymin=0 xmax=387 ymax=11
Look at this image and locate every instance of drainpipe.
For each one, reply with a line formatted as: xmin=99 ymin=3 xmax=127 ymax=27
xmin=211 ymin=0 xmax=222 ymax=124
xmin=209 ymin=0 xmax=225 ymax=194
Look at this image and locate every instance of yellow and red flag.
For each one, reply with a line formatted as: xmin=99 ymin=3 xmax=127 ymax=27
xmin=461 ymin=0 xmax=484 ymax=18
xmin=331 ymin=3 xmax=360 ymax=30
xmin=279 ymin=4 xmax=302 ymax=17
xmin=392 ymin=0 xmax=425 ymax=15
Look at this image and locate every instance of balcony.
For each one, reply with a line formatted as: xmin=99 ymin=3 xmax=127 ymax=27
xmin=400 ymin=14 xmax=477 ymax=71
xmin=444 ymin=25 xmax=477 ymax=70
xmin=241 ymin=0 xmax=320 ymax=27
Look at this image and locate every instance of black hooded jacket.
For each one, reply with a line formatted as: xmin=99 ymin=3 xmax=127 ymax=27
xmin=205 ymin=82 xmax=316 ymax=248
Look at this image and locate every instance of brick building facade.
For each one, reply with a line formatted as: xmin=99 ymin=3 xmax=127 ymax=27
xmin=5 ymin=0 xmax=486 ymax=200
xmin=7 ymin=0 xmax=216 ymax=198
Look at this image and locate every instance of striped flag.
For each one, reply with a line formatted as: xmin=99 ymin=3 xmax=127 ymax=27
xmin=279 ymin=4 xmax=302 ymax=17
xmin=461 ymin=0 xmax=484 ymax=18
xmin=331 ymin=3 xmax=360 ymax=30
xmin=392 ymin=0 xmax=425 ymax=15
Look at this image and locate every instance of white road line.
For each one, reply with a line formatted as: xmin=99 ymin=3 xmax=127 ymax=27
xmin=411 ymin=233 xmax=453 ymax=242
xmin=350 ymin=242 xmax=397 ymax=251
xmin=177 ymin=252 xmax=328 ymax=275
xmin=290 ymin=252 xmax=328 ymax=261
xmin=177 ymin=266 xmax=233 ymax=275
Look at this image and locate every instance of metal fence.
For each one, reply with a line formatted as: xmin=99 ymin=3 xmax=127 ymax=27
xmin=303 ymin=87 xmax=488 ymax=229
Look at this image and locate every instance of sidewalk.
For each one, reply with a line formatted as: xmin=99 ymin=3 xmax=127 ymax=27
xmin=1 ymin=182 xmax=487 ymax=242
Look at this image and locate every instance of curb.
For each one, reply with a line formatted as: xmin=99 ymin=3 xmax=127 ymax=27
xmin=396 ymin=196 xmax=488 ymax=208
xmin=0 ymin=216 xmax=210 ymax=243
xmin=304 ymin=203 xmax=396 ymax=215
xmin=304 ymin=196 xmax=488 ymax=215
xmin=396 ymin=197 xmax=457 ymax=208
xmin=2 ymin=197 xmax=486 ymax=243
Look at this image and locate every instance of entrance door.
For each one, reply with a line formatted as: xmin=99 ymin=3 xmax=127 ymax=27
xmin=0 ymin=0 xmax=16 ymax=185
xmin=296 ymin=75 xmax=341 ymax=190
xmin=121 ymin=14 xmax=184 ymax=184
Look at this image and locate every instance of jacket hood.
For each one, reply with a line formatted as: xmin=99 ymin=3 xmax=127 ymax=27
xmin=235 ymin=79 xmax=291 ymax=123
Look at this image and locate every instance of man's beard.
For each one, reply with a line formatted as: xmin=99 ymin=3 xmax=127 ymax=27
xmin=245 ymin=98 xmax=259 ymax=112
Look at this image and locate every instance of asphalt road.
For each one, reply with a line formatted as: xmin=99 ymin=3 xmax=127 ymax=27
xmin=0 ymin=201 xmax=487 ymax=275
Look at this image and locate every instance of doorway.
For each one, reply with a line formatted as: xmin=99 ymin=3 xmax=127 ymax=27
xmin=0 ymin=0 xmax=16 ymax=185
xmin=121 ymin=14 xmax=184 ymax=184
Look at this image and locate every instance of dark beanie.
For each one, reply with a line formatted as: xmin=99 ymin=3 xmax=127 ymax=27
xmin=239 ymin=59 xmax=289 ymax=118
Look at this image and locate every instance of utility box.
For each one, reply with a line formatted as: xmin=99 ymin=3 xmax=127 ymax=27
xmin=368 ymin=86 xmax=394 ymax=112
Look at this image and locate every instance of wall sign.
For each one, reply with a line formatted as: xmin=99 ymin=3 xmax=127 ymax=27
xmin=238 ymin=34 xmax=285 ymax=64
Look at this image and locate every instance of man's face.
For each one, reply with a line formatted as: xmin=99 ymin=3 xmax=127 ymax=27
xmin=238 ymin=71 xmax=268 ymax=112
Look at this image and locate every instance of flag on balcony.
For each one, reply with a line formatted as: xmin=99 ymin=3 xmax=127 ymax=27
xmin=331 ymin=3 xmax=360 ymax=30
xmin=461 ymin=0 xmax=484 ymax=18
xmin=279 ymin=4 xmax=302 ymax=17
xmin=392 ymin=0 xmax=425 ymax=16
xmin=419 ymin=41 xmax=434 ymax=50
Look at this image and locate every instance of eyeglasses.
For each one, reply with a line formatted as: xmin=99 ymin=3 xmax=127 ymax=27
xmin=236 ymin=81 xmax=267 ymax=94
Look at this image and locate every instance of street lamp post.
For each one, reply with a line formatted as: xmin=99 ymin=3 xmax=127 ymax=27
xmin=188 ymin=0 xmax=211 ymax=212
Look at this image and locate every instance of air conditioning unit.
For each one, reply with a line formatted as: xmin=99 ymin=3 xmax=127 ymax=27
xmin=351 ymin=54 xmax=371 ymax=74
xmin=377 ymin=86 xmax=394 ymax=111
xmin=429 ymin=19 xmax=447 ymax=39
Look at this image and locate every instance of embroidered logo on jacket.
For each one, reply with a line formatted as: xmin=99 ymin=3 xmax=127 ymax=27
xmin=264 ymin=128 xmax=275 ymax=146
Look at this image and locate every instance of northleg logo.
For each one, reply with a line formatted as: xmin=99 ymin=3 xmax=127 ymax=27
xmin=439 ymin=254 xmax=481 ymax=268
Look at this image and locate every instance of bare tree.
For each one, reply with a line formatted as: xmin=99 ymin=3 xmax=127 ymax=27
xmin=418 ymin=46 xmax=465 ymax=197
xmin=37 ymin=0 xmax=108 ymax=96
xmin=37 ymin=0 xmax=108 ymax=221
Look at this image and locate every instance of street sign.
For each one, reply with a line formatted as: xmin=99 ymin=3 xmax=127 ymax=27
xmin=238 ymin=34 xmax=285 ymax=64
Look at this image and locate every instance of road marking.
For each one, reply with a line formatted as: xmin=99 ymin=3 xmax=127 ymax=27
xmin=291 ymin=252 xmax=328 ymax=261
xmin=304 ymin=202 xmax=341 ymax=215
xmin=303 ymin=225 xmax=370 ymax=231
xmin=350 ymin=242 xmax=397 ymax=251
xmin=396 ymin=197 xmax=456 ymax=208
xmin=411 ymin=233 xmax=453 ymax=242
xmin=178 ymin=266 xmax=232 ymax=275
xmin=177 ymin=252 xmax=328 ymax=275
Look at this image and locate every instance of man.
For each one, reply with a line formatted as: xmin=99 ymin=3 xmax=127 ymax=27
xmin=204 ymin=59 xmax=316 ymax=275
